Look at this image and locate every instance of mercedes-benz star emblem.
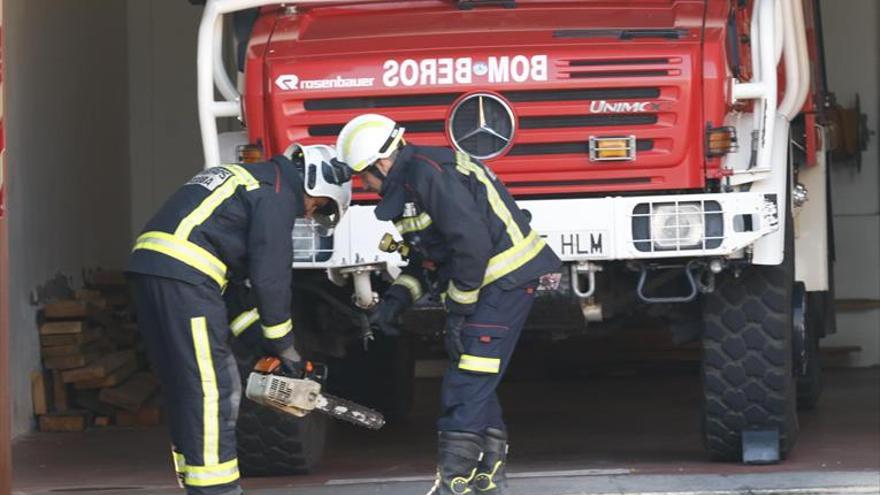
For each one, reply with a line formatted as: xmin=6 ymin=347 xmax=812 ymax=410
xmin=448 ymin=93 xmax=516 ymax=160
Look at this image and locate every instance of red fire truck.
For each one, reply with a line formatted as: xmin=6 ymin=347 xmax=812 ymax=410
xmin=194 ymin=0 xmax=836 ymax=474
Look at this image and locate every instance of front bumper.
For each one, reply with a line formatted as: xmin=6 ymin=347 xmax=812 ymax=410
xmin=292 ymin=192 xmax=780 ymax=270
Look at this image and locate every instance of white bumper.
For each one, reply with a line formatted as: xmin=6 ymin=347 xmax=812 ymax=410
xmin=292 ymin=192 xmax=781 ymax=270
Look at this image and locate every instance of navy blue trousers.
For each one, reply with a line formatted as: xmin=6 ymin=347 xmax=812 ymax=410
xmin=438 ymin=282 xmax=536 ymax=433
xmin=131 ymin=275 xmax=242 ymax=495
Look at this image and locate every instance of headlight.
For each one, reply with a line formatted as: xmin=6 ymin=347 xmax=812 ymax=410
xmin=652 ymin=204 xmax=704 ymax=249
xmin=292 ymin=219 xmax=334 ymax=263
xmin=632 ymin=201 xmax=723 ymax=252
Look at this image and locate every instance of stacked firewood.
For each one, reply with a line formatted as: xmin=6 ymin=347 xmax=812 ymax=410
xmin=31 ymin=271 xmax=161 ymax=431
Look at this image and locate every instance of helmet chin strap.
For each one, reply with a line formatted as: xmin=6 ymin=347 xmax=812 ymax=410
xmin=367 ymin=166 xmax=387 ymax=182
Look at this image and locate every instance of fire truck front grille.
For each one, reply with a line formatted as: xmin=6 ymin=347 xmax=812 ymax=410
xmin=309 ymin=120 xmax=444 ymax=136
xmin=520 ymin=114 xmax=657 ymax=129
xmin=508 ymin=139 xmax=654 ymax=156
xmin=507 ymin=87 xmax=661 ymax=102
xmin=278 ymin=53 xmax=691 ymax=196
xmin=304 ymin=93 xmax=460 ymax=111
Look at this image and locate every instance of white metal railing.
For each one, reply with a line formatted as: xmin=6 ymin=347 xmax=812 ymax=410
xmin=197 ymin=0 xmax=394 ymax=168
xmin=730 ymin=0 xmax=778 ymax=173
xmin=730 ymin=0 xmax=811 ymax=175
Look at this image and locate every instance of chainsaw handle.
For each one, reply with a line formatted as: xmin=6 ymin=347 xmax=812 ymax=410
xmin=254 ymin=356 xmax=281 ymax=373
xmin=254 ymin=357 xmax=322 ymax=381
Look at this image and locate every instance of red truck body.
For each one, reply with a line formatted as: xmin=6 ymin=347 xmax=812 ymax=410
xmin=242 ymin=0 xmax=739 ymax=199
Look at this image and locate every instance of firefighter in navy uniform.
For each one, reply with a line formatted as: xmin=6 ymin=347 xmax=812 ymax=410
xmin=335 ymin=114 xmax=561 ymax=495
xmin=127 ymin=144 xmax=350 ymax=495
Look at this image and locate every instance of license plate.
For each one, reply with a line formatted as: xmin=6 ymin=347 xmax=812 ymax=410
xmin=545 ymin=230 xmax=609 ymax=258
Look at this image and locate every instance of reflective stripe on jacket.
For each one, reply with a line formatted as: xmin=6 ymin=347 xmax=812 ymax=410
xmin=378 ymin=145 xmax=561 ymax=314
xmin=127 ymin=156 xmax=303 ymax=333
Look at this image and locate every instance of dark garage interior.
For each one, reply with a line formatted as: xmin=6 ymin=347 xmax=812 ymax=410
xmin=1 ymin=1 xmax=878 ymax=495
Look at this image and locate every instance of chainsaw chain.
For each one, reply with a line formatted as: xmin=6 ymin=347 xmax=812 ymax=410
xmin=317 ymin=393 xmax=386 ymax=430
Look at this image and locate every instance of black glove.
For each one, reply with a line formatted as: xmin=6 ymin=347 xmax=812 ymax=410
xmin=369 ymin=296 xmax=407 ymax=337
xmin=264 ymin=337 xmax=303 ymax=375
xmin=444 ymin=313 xmax=467 ymax=361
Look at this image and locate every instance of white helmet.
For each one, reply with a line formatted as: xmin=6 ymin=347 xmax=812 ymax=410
xmin=335 ymin=114 xmax=406 ymax=173
xmin=285 ymin=143 xmax=352 ymax=232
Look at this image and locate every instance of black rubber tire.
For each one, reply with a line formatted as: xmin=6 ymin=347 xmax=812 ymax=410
xmin=233 ymin=346 xmax=328 ymax=476
xmin=235 ymin=396 xmax=328 ymax=476
xmin=700 ymin=232 xmax=799 ymax=461
xmin=326 ymin=333 xmax=416 ymax=423
xmin=797 ymin=291 xmax=826 ymax=410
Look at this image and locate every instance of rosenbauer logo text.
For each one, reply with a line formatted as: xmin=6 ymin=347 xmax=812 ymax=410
xmin=383 ymin=55 xmax=548 ymax=87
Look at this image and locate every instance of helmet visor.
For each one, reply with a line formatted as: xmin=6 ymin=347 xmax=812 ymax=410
xmin=313 ymin=200 xmax=340 ymax=231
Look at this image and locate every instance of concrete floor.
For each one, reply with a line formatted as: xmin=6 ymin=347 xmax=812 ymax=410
xmin=12 ymin=368 xmax=880 ymax=495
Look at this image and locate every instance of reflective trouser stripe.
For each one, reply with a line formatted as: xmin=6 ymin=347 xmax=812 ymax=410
xmin=190 ymin=317 xmax=220 ymax=466
xmin=173 ymin=453 xmax=240 ymax=488
xmin=185 ymin=458 xmax=240 ymax=487
xmin=171 ymin=448 xmax=186 ymax=488
xmin=447 ymin=281 xmax=479 ymax=305
xmin=458 ymin=354 xmax=501 ymax=374
xmin=455 ymin=152 xmax=524 ymax=244
xmin=483 ymin=230 xmax=547 ymax=286
xmin=230 ymin=308 xmax=259 ymax=337
xmin=393 ymin=274 xmax=423 ymax=302
xmin=262 ymin=319 xmax=293 ymax=340
xmin=133 ymin=231 xmax=228 ymax=288
xmin=394 ymin=212 xmax=432 ymax=234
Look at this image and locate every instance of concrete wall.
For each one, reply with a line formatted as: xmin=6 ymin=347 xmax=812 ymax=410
xmin=4 ymin=0 xmax=130 ymax=436
xmin=820 ymin=0 xmax=880 ymax=367
xmin=127 ymin=0 xmax=204 ymax=238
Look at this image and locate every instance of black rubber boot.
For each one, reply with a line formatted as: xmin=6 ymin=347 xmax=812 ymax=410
xmin=474 ymin=428 xmax=509 ymax=494
xmin=426 ymin=431 xmax=484 ymax=495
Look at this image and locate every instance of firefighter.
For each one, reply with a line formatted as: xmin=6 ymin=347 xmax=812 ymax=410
xmin=127 ymin=144 xmax=350 ymax=495
xmin=335 ymin=114 xmax=561 ymax=495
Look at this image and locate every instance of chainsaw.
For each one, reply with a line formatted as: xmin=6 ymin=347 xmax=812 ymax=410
xmin=245 ymin=357 xmax=385 ymax=430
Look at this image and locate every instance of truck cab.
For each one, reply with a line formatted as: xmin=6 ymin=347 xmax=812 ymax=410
xmin=196 ymin=0 xmax=836 ymax=472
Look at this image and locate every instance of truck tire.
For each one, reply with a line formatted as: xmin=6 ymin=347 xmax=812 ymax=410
xmin=235 ymin=396 xmax=327 ymax=476
xmin=326 ymin=333 xmax=416 ymax=423
xmin=700 ymin=228 xmax=799 ymax=460
xmin=233 ymin=346 xmax=328 ymax=476
xmin=796 ymin=290 xmax=827 ymax=410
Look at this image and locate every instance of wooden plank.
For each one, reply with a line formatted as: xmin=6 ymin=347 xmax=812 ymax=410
xmin=40 ymin=327 xmax=102 ymax=347
xmin=106 ymin=293 xmax=130 ymax=308
xmin=41 ymin=340 xmax=101 ymax=358
xmin=61 ymin=350 xmax=135 ymax=383
xmin=836 ymin=298 xmax=880 ymax=311
xmin=43 ymin=300 xmax=89 ymax=319
xmin=38 ymin=412 xmax=88 ymax=432
xmin=74 ymin=289 xmax=103 ymax=302
xmin=90 ymin=270 xmax=127 ymax=288
xmin=39 ymin=321 xmax=85 ymax=336
xmin=51 ymin=371 xmax=69 ymax=413
xmin=115 ymin=396 xmax=161 ymax=427
xmin=74 ymin=390 xmax=117 ymax=416
xmin=73 ymin=358 xmax=138 ymax=390
xmin=30 ymin=372 xmax=49 ymax=416
xmin=106 ymin=323 xmax=139 ymax=347
xmin=100 ymin=372 xmax=159 ymax=412
xmin=44 ymin=352 xmax=99 ymax=371
xmin=821 ymin=345 xmax=862 ymax=356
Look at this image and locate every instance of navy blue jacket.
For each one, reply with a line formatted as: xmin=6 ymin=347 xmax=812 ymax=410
xmin=378 ymin=145 xmax=560 ymax=315
xmin=127 ymin=156 xmax=303 ymax=332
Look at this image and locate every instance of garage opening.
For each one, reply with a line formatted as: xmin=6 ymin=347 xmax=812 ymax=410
xmin=2 ymin=1 xmax=878 ymax=495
